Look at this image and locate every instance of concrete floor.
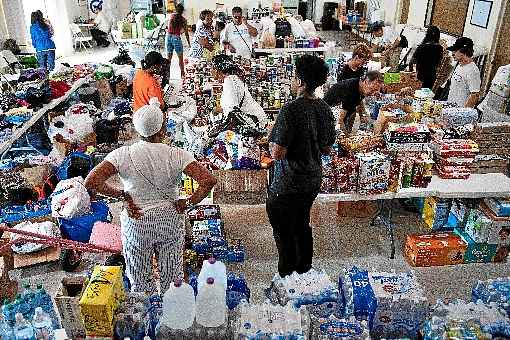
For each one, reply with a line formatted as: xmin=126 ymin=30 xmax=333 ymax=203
xmin=10 ymin=31 xmax=510 ymax=321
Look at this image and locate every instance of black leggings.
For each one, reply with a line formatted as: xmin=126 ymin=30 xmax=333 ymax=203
xmin=266 ymin=191 xmax=318 ymax=277
xmin=90 ymin=28 xmax=109 ymax=46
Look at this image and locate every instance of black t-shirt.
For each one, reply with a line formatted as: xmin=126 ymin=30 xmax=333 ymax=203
xmin=323 ymin=78 xmax=363 ymax=121
xmin=337 ymin=64 xmax=366 ymax=82
xmin=412 ymin=43 xmax=443 ymax=82
xmin=269 ymin=97 xmax=335 ymax=195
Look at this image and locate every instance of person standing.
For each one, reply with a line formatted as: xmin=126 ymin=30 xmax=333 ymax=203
xmin=337 ymin=43 xmax=372 ymax=81
xmin=166 ymin=4 xmax=190 ymax=79
xmin=371 ymin=23 xmax=402 ymax=68
xmin=30 ymin=10 xmax=56 ymax=71
xmin=222 ymin=7 xmax=258 ymax=59
xmin=85 ymin=103 xmax=217 ymax=293
xmin=323 ymin=71 xmax=384 ymax=133
xmin=447 ymin=37 xmax=481 ymax=108
xmin=267 ymin=55 xmax=335 ymax=278
xmin=90 ymin=5 xmax=112 ymax=47
xmin=410 ymin=26 xmax=443 ymax=89
xmin=188 ymin=9 xmax=214 ymax=60
xmin=133 ymin=51 xmax=167 ymax=112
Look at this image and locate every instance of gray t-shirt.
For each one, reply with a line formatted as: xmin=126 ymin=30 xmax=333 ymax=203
xmin=448 ymin=62 xmax=481 ymax=107
xmin=269 ymin=97 xmax=335 ymax=195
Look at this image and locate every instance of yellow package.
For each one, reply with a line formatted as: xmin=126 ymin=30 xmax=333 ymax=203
xmin=79 ymin=266 xmax=125 ymax=337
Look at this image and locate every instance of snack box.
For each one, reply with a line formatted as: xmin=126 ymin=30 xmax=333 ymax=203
xmin=79 ymin=266 xmax=125 ymax=337
xmin=454 ymin=228 xmax=498 ymax=264
xmin=405 ymin=233 xmax=467 ymax=267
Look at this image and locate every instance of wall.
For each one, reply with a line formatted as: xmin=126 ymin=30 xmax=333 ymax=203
xmin=183 ymin=0 xmax=272 ymax=23
xmin=406 ymin=0 xmax=427 ymax=26
xmin=2 ymin=0 xmax=28 ymax=46
xmin=463 ymin=0 xmax=502 ymax=52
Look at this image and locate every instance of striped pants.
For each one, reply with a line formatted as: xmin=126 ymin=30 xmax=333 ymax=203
xmin=120 ymin=204 xmax=184 ymax=294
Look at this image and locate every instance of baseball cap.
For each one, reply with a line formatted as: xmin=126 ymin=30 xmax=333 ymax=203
xmin=447 ymin=37 xmax=474 ymax=51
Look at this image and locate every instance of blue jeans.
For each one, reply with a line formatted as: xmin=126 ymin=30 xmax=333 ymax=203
xmin=37 ymin=50 xmax=55 ymax=71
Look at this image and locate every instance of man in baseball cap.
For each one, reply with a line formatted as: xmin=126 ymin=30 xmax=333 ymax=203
xmin=446 ymin=37 xmax=481 ymax=108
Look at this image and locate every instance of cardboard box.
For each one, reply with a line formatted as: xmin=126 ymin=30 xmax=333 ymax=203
xmin=405 ymin=233 xmax=467 ymax=267
xmin=454 ymin=228 xmax=498 ymax=264
xmin=79 ymin=266 xmax=125 ymax=337
xmin=55 ymin=276 xmax=88 ymax=340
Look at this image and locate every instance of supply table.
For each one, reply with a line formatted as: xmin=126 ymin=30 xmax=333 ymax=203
xmin=254 ymin=47 xmax=327 ymax=57
xmin=0 ymin=77 xmax=90 ymax=158
xmin=316 ymin=173 xmax=510 ymax=259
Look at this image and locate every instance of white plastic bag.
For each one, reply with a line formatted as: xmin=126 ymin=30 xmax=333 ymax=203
xmin=10 ymin=221 xmax=60 ymax=254
xmin=287 ymin=16 xmax=306 ymax=38
xmin=51 ymin=177 xmax=91 ymax=219
xmin=48 ymin=114 xmax=94 ymax=144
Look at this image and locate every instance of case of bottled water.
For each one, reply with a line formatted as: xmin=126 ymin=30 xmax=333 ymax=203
xmin=310 ymin=315 xmax=370 ymax=340
xmin=472 ymin=277 xmax=510 ymax=317
xmin=422 ymin=299 xmax=510 ymax=339
xmin=269 ymin=269 xmax=341 ymax=318
xmin=234 ymin=302 xmax=310 ymax=339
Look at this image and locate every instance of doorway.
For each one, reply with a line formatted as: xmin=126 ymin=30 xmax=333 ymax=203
xmin=299 ymin=1 xmax=308 ymax=19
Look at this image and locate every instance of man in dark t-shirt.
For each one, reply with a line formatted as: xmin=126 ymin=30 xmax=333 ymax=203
xmin=267 ymin=55 xmax=335 ymax=278
xmin=323 ymin=71 xmax=384 ymax=133
xmin=337 ymin=43 xmax=372 ymax=82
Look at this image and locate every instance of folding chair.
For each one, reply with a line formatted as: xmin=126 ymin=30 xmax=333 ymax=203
xmin=0 ymin=50 xmax=22 ymax=73
xmin=0 ymin=57 xmax=19 ymax=91
xmin=70 ymin=23 xmax=93 ymax=50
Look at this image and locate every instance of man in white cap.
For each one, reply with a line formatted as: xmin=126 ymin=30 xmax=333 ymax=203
xmin=85 ymin=103 xmax=217 ymax=293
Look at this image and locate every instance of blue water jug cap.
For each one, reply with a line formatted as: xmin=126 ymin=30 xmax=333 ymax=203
xmin=208 ymin=257 xmax=216 ymax=264
xmin=174 ymin=279 xmax=182 ymax=287
xmin=206 ymin=277 xmax=215 ymax=284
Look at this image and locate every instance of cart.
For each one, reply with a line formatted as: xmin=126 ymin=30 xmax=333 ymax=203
xmin=0 ymin=200 xmax=121 ymax=272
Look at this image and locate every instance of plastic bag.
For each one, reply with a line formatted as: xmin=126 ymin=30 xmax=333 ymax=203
xmin=260 ymin=31 xmax=276 ymax=49
xmin=51 ymin=177 xmax=91 ymax=218
xmin=10 ymin=220 xmax=60 ymax=254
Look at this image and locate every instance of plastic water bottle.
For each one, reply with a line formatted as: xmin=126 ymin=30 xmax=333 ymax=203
xmin=2 ymin=301 xmax=16 ymax=326
xmin=197 ymin=258 xmax=227 ymax=293
xmin=161 ymin=279 xmax=196 ymax=330
xmin=33 ymin=285 xmax=59 ymax=329
xmin=31 ymin=307 xmax=54 ymax=340
xmin=0 ymin=313 xmax=14 ymax=339
xmin=13 ymin=313 xmax=35 ymax=340
xmin=13 ymin=295 xmax=30 ymax=319
xmin=196 ymin=278 xmax=226 ymax=327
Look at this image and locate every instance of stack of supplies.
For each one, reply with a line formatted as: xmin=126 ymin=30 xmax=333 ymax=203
xmin=432 ymin=139 xmax=479 ymax=179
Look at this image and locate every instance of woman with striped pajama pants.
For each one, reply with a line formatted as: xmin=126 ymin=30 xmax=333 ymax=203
xmin=85 ymin=103 xmax=217 ymax=293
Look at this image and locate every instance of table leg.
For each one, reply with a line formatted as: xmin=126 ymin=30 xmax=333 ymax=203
xmin=371 ymin=199 xmax=396 ymax=259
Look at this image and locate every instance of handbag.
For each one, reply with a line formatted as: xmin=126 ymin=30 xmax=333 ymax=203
xmin=434 ymin=63 xmax=458 ymax=101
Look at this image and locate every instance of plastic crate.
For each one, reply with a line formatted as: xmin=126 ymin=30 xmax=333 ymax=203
xmin=58 ymin=201 xmax=109 ymax=243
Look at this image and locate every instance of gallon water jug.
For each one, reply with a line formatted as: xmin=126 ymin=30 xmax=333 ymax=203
xmin=32 ymin=307 xmax=54 ymax=340
xmin=13 ymin=313 xmax=35 ymax=340
xmin=161 ymin=279 xmax=196 ymax=330
xmin=13 ymin=295 xmax=30 ymax=319
xmin=197 ymin=258 xmax=227 ymax=294
xmin=2 ymin=302 xmax=15 ymax=326
xmin=0 ymin=314 xmax=14 ymax=339
xmin=196 ymin=278 xmax=227 ymax=327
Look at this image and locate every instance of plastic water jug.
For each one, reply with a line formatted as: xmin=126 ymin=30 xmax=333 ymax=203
xmin=196 ymin=278 xmax=227 ymax=327
xmin=32 ymin=307 xmax=54 ymax=340
xmin=197 ymin=258 xmax=227 ymax=293
xmin=13 ymin=313 xmax=35 ymax=340
xmin=0 ymin=314 xmax=14 ymax=339
xmin=13 ymin=295 xmax=30 ymax=319
xmin=161 ymin=279 xmax=196 ymax=330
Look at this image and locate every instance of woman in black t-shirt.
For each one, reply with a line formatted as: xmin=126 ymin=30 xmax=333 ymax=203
xmin=410 ymin=26 xmax=444 ymax=89
xmin=337 ymin=43 xmax=372 ymax=81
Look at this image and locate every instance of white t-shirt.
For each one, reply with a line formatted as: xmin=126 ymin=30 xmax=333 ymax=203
xmin=376 ymin=26 xmax=397 ymax=47
xmin=222 ymin=23 xmax=253 ymax=59
xmin=94 ymin=11 xmax=112 ymax=33
xmin=105 ymin=141 xmax=195 ymax=210
xmin=220 ymin=75 xmax=267 ymax=127
xmin=448 ymin=62 xmax=481 ymax=107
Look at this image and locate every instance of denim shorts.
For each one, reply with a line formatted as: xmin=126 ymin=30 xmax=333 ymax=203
xmin=166 ymin=34 xmax=183 ymax=55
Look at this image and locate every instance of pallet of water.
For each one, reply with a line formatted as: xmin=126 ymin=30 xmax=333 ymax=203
xmin=422 ymin=299 xmax=510 ymax=339
xmin=268 ymin=269 xmax=341 ymax=318
xmin=339 ymin=267 xmax=428 ymax=339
